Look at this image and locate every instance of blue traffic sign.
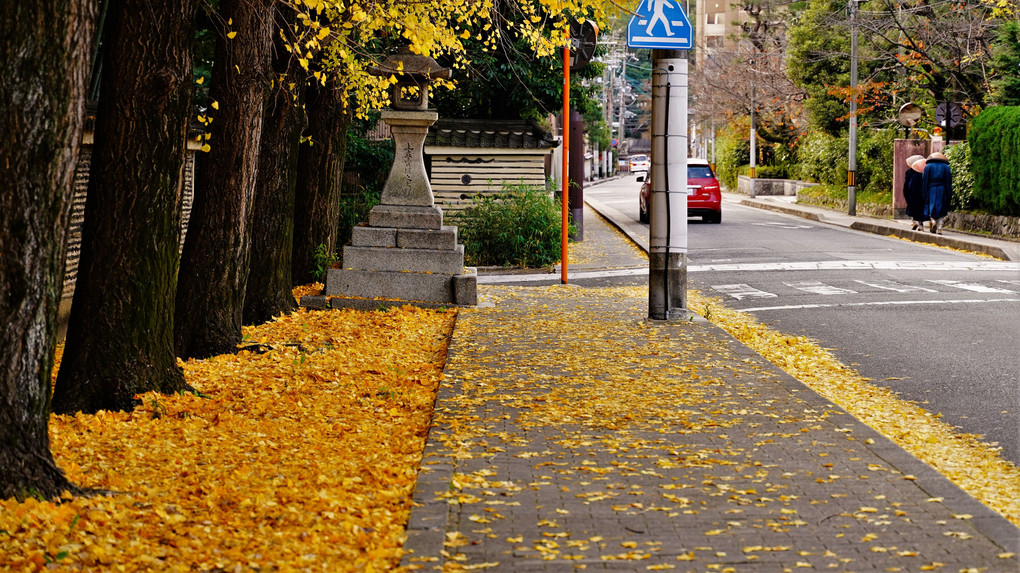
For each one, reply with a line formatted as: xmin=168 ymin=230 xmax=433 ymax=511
xmin=627 ymin=0 xmax=693 ymax=50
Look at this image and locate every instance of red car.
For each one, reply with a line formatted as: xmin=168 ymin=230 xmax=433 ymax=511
xmin=639 ymin=158 xmax=722 ymax=224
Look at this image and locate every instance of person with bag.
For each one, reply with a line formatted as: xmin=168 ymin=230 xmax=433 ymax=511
xmin=903 ymin=155 xmax=927 ymax=231
xmin=922 ymin=151 xmax=952 ymax=234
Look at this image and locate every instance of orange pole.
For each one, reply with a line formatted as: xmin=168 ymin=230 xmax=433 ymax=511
xmin=561 ymin=35 xmax=570 ymax=285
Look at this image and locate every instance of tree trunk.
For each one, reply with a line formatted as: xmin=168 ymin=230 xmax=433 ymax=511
xmin=52 ymin=0 xmax=198 ymax=415
xmin=291 ymin=80 xmax=352 ymax=285
xmin=243 ymin=7 xmax=306 ymax=326
xmin=0 ymin=0 xmax=95 ymax=499
xmin=175 ymin=0 xmax=275 ymax=359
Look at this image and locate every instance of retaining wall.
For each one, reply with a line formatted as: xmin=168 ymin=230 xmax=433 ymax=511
xmin=736 ymin=176 xmax=818 ymax=196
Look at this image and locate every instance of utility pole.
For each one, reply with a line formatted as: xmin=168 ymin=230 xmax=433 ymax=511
xmin=648 ymin=49 xmax=688 ymax=320
xmin=749 ymin=56 xmax=756 ymax=199
xmin=618 ymin=55 xmax=628 ymax=157
xmin=847 ymin=0 xmax=858 ymax=216
xmin=626 ymin=0 xmax=692 ymax=320
xmin=561 ymin=33 xmax=570 ymax=284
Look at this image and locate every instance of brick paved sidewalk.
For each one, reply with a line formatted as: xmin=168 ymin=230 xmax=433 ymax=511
xmin=400 ymin=212 xmax=1018 ymax=572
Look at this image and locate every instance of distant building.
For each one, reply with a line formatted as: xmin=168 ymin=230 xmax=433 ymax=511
xmin=695 ymin=0 xmax=749 ymax=67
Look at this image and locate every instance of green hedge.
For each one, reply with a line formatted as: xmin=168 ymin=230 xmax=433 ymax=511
xmin=450 ymin=184 xmax=574 ymax=268
xmin=714 ymin=119 xmax=750 ymax=190
xmin=969 ymin=107 xmax=1020 ymax=216
xmin=944 ymin=142 xmax=974 ymax=211
xmin=794 ymin=128 xmax=895 ymax=199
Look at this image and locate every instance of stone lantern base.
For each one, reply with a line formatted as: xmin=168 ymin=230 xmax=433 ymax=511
xmin=324 ymin=205 xmax=477 ymax=308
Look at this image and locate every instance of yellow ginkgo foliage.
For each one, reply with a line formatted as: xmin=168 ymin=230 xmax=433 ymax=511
xmin=284 ymin=0 xmax=618 ymax=117
xmin=1 ymin=305 xmax=455 ymax=571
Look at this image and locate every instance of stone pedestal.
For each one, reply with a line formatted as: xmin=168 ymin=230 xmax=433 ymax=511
xmin=325 ymin=110 xmax=477 ymax=307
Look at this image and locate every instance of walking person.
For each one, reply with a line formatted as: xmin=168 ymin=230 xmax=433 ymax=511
xmin=903 ymin=154 xmax=927 ymax=231
xmin=922 ymin=151 xmax=952 ymax=234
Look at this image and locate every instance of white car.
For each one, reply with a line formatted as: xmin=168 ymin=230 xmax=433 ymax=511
xmin=628 ymin=154 xmax=649 ymax=177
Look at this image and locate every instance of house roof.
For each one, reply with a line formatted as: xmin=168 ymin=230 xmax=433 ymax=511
xmin=426 ymin=119 xmax=559 ymax=149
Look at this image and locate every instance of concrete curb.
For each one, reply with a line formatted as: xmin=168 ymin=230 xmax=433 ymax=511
xmin=399 ymin=315 xmax=464 ymax=571
xmin=738 ymin=196 xmax=1019 ymax=261
xmin=583 ymin=197 xmax=649 ymax=253
xmin=739 ymin=197 xmax=824 ymax=222
xmin=849 ymin=220 xmax=1012 ymax=260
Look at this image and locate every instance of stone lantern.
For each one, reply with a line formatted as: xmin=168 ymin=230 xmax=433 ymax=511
xmin=324 ymin=48 xmax=477 ymax=308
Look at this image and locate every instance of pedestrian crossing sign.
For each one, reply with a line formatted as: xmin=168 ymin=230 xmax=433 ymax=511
xmin=627 ymin=0 xmax=693 ymax=50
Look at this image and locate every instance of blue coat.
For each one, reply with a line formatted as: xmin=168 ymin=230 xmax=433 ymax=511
xmin=903 ymin=169 xmax=925 ymax=220
xmin=922 ymin=158 xmax=952 ymax=220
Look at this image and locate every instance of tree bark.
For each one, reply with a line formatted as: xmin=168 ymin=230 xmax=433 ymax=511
xmin=52 ymin=0 xmax=198 ymax=415
xmin=243 ymin=6 xmax=306 ymax=326
xmin=175 ymin=0 xmax=275 ymax=359
xmin=291 ymin=80 xmax=352 ymax=285
xmin=0 ymin=0 xmax=95 ymax=499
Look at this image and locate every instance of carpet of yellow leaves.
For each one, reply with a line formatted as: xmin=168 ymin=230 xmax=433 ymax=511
xmin=4 ymin=270 xmax=1017 ymax=570
xmin=687 ymin=289 xmax=1020 ymax=528
xmin=1 ymin=306 xmax=454 ymax=571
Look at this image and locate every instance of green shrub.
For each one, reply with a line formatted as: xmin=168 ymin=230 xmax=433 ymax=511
xmin=451 ymin=184 xmax=575 ymax=268
xmin=944 ymin=141 xmax=975 ymax=211
xmin=856 ymin=127 xmax=896 ymax=198
xmin=312 ymin=244 xmax=338 ymax=281
xmin=794 ymin=127 xmax=895 ymax=200
xmin=969 ymin=106 xmax=1020 ymax=216
xmin=715 ymin=119 xmax=750 ymax=190
xmin=756 ymin=164 xmax=790 ymax=179
xmin=794 ymin=130 xmax=846 ymax=185
xmin=336 ymin=188 xmax=380 ymax=248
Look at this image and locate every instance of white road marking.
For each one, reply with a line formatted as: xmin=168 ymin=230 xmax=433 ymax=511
xmin=741 ymin=298 xmax=1020 ymax=312
xmin=476 ymin=261 xmax=1020 ymax=284
xmin=478 ymin=267 xmax=646 ymax=284
xmin=751 ymin=222 xmax=814 ymax=230
xmin=712 ymin=284 xmax=777 ymax=300
xmin=926 ymin=280 xmax=1017 ymax=294
xmin=854 ymin=279 xmax=937 ymax=293
xmin=689 ymin=261 xmax=1020 ymax=272
xmin=785 ymin=281 xmax=858 ymax=295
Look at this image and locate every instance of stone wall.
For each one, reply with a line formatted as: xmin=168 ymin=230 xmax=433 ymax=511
xmin=736 ymin=176 xmax=818 ymax=196
xmin=945 ymin=212 xmax=1020 ymax=239
xmin=784 ymin=184 xmax=1019 ymax=240
xmin=795 ymin=193 xmax=896 ymax=218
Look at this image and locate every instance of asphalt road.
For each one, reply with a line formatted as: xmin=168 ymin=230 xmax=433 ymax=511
xmin=584 ymin=175 xmax=1020 ymax=466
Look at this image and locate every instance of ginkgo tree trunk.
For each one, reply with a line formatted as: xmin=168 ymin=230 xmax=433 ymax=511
xmin=0 ymin=0 xmax=95 ymax=499
xmin=243 ymin=5 xmax=307 ymax=326
xmin=52 ymin=0 xmax=199 ymax=415
xmin=291 ymin=78 xmax=352 ymax=286
xmin=175 ymin=0 xmax=276 ymax=359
